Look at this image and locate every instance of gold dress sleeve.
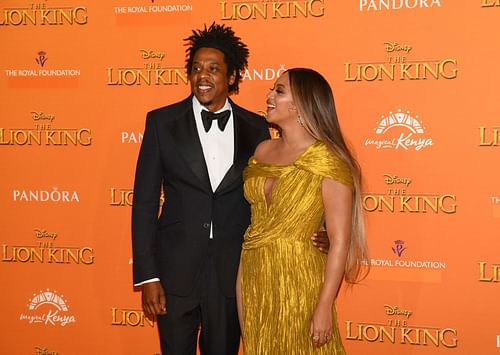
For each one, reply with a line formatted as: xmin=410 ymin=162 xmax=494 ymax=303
xmin=295 ymin=142 xmax=353 ymax=188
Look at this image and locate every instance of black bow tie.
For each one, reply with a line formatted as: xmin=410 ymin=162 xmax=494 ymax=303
xmin=201 ymin=110 xmax=231 ymax=132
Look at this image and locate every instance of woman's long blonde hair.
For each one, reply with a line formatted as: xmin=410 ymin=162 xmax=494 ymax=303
xmin=288 ymin=68 xmax=369 ymax=283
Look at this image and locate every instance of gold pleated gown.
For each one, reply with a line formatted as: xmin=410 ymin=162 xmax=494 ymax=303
xmin=241 ymin=141 xmax=352 ymax=355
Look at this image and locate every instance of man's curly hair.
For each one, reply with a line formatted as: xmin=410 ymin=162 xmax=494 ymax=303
xmin=185 ymin=23 xmax=249 ymax=94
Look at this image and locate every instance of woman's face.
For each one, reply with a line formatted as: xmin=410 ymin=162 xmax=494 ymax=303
xmin=266 ymin=72 xmax=297 ymax=125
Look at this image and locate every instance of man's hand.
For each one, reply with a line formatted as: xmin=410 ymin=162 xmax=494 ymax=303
xmin=311 ymin=229 xmax=330 ymax=254
xmin=142 ymin=281 xmax=167 ymax=319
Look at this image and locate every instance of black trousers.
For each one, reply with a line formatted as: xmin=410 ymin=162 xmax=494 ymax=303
xmin=156 ymin=245 xmax=240 ymax=355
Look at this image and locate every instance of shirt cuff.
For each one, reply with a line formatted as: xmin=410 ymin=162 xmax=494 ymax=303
xmin=134 ymin=278 xmax=160 ymax=287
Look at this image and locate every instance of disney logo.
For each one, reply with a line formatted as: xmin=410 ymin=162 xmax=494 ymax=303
xmin=384 ymin=41 xmax=412 ymax=54
xmin=384 ymin=304 xmax=412 ymax=319
xmin=31 ymin=112 xmax=55 ymax=122
xmin=140 ymin=49 xmax=165 ymax=61
xmin=34 ymin=229 xmax=57 ymax=240
xmin=384 ymin=174 xmax=412 ymax=187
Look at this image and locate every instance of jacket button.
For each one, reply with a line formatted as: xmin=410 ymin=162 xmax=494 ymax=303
xmin=203 ymin=223 xmax=210 ymax=229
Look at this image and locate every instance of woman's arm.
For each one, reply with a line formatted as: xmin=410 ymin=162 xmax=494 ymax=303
xmin=310 ymin=177 xmax=352 ymax=347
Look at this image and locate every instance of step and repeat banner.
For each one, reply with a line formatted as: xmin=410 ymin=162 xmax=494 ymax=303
xmin=1 ymin=1 xmax=499 ymax=354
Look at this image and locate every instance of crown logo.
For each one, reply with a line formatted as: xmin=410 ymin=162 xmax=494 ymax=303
xmin=392 ymin=240 xmax=407 ymax=257
xmin=36 ymin=51 xmax=48 ymax=67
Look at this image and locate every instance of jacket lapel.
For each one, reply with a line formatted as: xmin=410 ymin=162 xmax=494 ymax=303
xmin=216 ymin=102 xmax=260 ymax=194
xmin=167 ymin=98 xmax=212 ymax=192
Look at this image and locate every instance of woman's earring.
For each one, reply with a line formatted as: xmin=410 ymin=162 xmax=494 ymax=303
xmin=297 ymin=114 xmax=304 ymax=126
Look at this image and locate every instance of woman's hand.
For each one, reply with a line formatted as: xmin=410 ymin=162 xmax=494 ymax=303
xmin=309 ymin=303 xmax=333 ymax=347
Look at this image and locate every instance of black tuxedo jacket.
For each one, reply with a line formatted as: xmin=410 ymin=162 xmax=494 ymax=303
xmin=132 ymin=96 xmax=269 ymax=297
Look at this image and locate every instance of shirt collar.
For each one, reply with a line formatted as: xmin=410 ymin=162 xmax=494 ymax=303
xmin=192 ymin=96 xmax=232 ymax=114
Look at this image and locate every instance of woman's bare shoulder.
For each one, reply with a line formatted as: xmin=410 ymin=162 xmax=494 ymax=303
xmin=254 ymin=139 xmax=279 ymax=161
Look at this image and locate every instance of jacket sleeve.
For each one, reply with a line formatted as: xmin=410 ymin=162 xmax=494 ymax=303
xmin=131 ymin=112 xmax=163 ymax=284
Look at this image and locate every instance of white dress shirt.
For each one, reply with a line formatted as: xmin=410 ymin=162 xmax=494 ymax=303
xmin=192 ymin=96 xmax=234 ymax=193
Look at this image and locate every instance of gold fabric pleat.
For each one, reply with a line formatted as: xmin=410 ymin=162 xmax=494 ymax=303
xmin=241 ymin=140 xmax=352 ymax=354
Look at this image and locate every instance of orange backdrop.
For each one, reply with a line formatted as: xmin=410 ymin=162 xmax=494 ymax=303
xmin=1 ymin=1 xmax=499 ymax=354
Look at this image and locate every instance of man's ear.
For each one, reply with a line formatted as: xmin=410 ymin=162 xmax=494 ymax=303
xmin=228 ymin=71 xmax=236 ymax=86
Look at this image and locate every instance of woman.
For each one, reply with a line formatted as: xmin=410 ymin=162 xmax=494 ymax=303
xmin=236 ymin=68 xmax=368 ymax=354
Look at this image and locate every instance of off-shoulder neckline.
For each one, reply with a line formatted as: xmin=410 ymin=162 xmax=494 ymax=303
xmin=250 ymin=140 xmax=322 ymax=167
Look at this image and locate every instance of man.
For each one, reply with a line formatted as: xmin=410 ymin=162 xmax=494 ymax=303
xmin=132 ymin=23 xmax=268 ymax=354
xmin=132 ymin=23 xmax=328 ymax=354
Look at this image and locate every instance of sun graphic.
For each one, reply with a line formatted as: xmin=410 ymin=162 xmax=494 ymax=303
xmin=375 ymin=109 xmax=424 ymax=135
xmin=28 ymin=289 xmax=68 ymax=312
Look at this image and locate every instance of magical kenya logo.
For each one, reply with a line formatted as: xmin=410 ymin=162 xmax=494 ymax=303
xmin=365 ymin=109 xmax=433 ymax=151
xmin=19 ymin=289 xmax=76 ymax=326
